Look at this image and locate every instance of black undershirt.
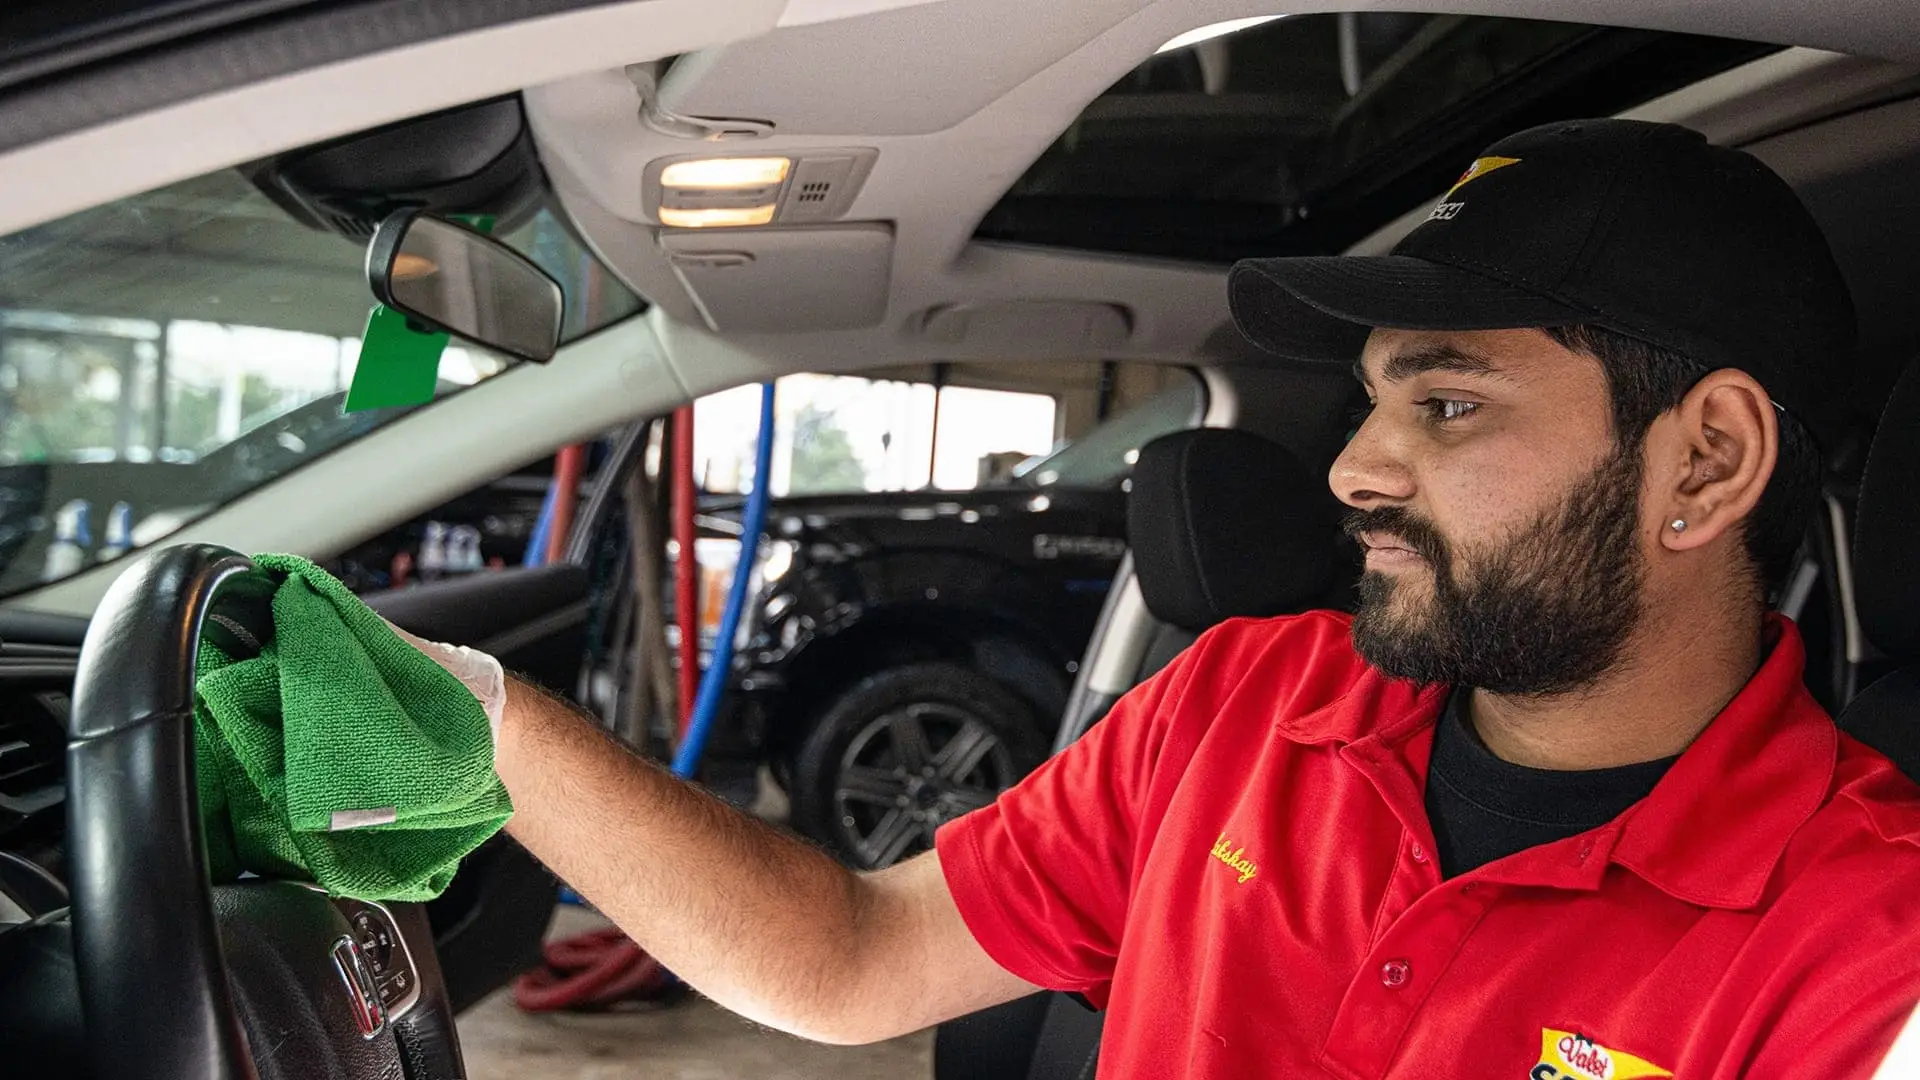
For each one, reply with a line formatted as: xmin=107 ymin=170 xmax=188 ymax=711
xmin=1423 ymin=690 xmax=1679 ymax=878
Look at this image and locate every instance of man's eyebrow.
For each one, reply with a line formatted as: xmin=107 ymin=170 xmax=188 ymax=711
xmin=1352 ymin=344 xmax=1506 ymax=385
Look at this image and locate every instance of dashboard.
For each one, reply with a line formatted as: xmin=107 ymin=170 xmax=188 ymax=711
xmin=0 ymin=629 xmax=84 ymax=1071
xmin=0 ymin=637 xmax=79 ymax=923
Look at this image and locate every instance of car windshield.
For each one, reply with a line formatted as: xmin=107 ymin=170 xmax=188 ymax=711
xmin=0 ymin=167 xmax=644 ymax=597
xmin=1012 ymin=376 xmax=1204 ymax=489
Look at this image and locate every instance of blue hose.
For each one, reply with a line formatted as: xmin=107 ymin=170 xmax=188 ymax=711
xmin=521 ymin=481 xmax=558 ymax=568
xmin=671 ymin=382 xmax=777 ymax=779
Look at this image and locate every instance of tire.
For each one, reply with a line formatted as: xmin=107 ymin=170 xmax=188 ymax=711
xmin=791 ymin=662 xmax=1048 ymax=869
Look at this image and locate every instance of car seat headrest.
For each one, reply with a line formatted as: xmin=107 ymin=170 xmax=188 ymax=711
xmin=1855 ymin=361 xmax=1920 ymax=661
xmin=1128 ymin=428 xmax=1339 ymax=633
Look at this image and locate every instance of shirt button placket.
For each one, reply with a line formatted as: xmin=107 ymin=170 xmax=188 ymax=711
xmin=1370 ymin=835 xmax=1440 ymax=945
xmin=1323 ymin=884 xmax=1490 ymax=1078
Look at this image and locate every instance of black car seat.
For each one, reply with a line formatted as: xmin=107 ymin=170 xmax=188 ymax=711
xmin=933 ymin=427 xmax=1345 ymax=1080
xmin=1839 ymin=361 xmax=1920 ymax=779
xmin=1050 ymin=427 xmax=1349 ymax=750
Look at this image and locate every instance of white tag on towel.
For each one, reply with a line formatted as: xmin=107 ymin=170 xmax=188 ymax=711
xmin=329 ymin=807 xmax=399 ymax=831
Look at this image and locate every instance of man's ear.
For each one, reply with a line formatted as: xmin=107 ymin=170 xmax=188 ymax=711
xmin=1650 ymin=369 xmax=1777 ymax=554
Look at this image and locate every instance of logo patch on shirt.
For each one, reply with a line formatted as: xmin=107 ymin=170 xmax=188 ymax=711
xmin=1531 ymin=1029 xmax=1671 ymax=1080
xmin=1427 ymin=154 xmax=1521 ymax=221
xmin=1209 ymin=832 xmax=1257 ymax=884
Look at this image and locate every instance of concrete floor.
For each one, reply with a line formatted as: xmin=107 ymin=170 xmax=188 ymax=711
xmin=458 ymin=906 xmax=934 ymax=1080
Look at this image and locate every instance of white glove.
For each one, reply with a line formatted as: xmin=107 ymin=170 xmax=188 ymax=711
xmin=384 ymin=619 xmax=508 ymax=743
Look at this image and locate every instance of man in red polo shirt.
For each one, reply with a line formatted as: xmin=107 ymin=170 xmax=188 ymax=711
xmin=481 ymin=119 xmax=1920 ymax=1077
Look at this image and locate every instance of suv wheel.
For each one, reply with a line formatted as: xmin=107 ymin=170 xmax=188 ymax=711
xmin=791 ymin=662 xmax=1046 ymax=869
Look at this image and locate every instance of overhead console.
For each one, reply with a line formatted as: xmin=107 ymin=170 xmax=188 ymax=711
xmin=540 ymin=63 xmax=892 ymax=332
xmin=631 ymin=143 xmax=890 ymax=332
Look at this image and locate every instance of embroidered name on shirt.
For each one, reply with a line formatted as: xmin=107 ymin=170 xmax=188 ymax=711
xmin=1209 ymin=832 xmax=1258 ymax=884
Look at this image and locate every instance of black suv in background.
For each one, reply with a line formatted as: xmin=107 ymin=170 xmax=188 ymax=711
xmin=331 ymin=379 xmax=1202 ymax=867
xmin=716 ymin=380 xmax=1200 ymax=866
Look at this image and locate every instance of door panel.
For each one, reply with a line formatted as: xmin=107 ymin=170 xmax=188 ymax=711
xmin=366 ymin=562 xmax=589 ymax=689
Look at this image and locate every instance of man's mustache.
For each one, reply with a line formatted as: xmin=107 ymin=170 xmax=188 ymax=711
xmin=1341 ymin=506 xmax=1449 ymax=567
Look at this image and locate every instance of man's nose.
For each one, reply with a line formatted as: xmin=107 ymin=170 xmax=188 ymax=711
xmin=1329 ymin=413 xmax=1416 ymax=509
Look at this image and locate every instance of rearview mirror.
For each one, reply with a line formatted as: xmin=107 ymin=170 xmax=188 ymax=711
xmin=366 ymin=211 xmax=565 ymax=363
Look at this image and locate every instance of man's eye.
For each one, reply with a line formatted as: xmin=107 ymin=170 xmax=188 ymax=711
xmin=1418 ymin=398 xmax=1479 ymax=423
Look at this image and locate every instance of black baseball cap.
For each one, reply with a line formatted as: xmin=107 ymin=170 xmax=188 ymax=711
xmin=1228 ymin=119 xmax=1856 ymax=431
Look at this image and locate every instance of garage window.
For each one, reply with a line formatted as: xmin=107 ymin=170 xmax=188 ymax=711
xmin=694 ymin=373 xmax=1058 ymax=496
xmin=694 ymin=365 xmax=1204 ymax=498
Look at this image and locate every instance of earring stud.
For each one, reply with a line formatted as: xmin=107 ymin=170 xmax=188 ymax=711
xmin=1671 ymin=519 xmax=1688 ymax=533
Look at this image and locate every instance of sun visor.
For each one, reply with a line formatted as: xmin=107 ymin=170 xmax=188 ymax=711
xmin=659 ymin=223 xmax=892 ymax=333
xmin=919 ymin=300 xmax=1132 ymax=351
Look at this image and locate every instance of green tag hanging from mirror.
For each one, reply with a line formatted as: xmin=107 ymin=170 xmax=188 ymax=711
xmin=343 ymin=213 xmax=504 ymax=413
xmin=343 ymin=305 xmax=448 ymax=413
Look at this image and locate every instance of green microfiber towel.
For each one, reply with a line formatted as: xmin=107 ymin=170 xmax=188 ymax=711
xmin=193 ymin=553 xmax=512 ymax=902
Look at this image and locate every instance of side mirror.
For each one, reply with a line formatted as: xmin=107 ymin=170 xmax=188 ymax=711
xmin=366 ymin=211 xmax=565 ymax=363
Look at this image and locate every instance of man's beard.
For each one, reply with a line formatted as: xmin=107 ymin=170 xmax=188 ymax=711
xmin=1345 ymin=445 xmax=1646 ymax=697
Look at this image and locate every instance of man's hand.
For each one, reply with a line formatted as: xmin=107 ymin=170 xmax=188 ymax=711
xmin=386 ymin=619 xmax=508 ymax=741
xmin=490 ymin=676 xmax=1039 ymax=1043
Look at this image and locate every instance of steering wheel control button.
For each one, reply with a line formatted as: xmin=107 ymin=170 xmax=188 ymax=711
xmin=331 ymin=937 xmax=388 ymax=1039
xmin=1380 ymin=959 xmax=1412 ymax=989
xmin=352 ymin=909 xmax=396 ymax=973
xmin=335 ymin=898 xmax=423 ymax=1020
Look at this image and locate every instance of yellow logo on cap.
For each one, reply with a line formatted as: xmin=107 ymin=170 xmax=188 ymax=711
xmin=1531 ymin=1029 xmax=1671 ymax=1080
xmin=1445 ymin=155 xmax=1522 ymax=198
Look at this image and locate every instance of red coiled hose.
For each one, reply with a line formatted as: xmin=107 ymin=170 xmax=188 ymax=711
xmin=511 ymin=928 xmax=676 ymax=1011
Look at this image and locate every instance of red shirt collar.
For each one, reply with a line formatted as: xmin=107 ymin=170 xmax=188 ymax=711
xmin=1281 ymin=614 xmax=1835 ymax=909
xmin=1606 ymin=615 xmax=1835 ymax=907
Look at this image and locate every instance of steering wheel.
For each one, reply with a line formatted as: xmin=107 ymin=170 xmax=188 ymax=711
xmin=66 ymin=544 xmax=467 ymax=1080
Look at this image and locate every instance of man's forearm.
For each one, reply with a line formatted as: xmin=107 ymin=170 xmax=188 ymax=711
xmin=492 ymin=678 xmax=922 ymax=1042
